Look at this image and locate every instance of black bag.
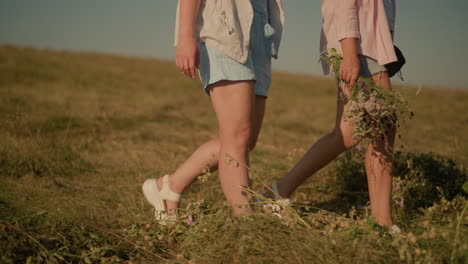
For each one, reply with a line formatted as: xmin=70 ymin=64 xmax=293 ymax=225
xmin=385 ymin=46 xmax=406 ymax=78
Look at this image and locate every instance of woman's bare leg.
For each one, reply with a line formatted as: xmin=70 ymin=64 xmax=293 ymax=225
xmin=275 ymin=82 xmax=359 ymax=198
xmin=365 ymin=72 xmax=395 ymax=227
xmin=275 ymin=72 xmax=395 ymax=227
xmin=158 ymin=83 xmax=266 ymax=214
xmin=210 ymin=80 xmax=255 ymax=215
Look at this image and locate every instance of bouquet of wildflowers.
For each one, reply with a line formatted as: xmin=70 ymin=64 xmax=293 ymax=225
xmin=322 ymin=49 xmax=411 ymax=151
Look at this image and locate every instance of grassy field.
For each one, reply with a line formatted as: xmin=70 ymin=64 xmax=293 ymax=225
xmin=0 ymin=45 xmax=467 ymax=263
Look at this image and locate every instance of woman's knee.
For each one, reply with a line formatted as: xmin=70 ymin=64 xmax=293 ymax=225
xmin=221 ymin=125 xmax=252 ymax=150
xmin=330 ymin=129 xmax=359 ymax=150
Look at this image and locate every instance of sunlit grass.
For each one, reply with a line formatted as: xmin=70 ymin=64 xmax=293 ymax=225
xmin=0 ymin=45 xmax=466 ymax=263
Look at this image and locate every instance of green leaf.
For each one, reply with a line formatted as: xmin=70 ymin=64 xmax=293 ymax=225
xmin=462 ymin=181 xmax=468 ymax=194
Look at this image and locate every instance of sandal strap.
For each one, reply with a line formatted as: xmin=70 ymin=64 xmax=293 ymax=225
xmin=160 ymin=175 xmax=181 ymax=202
xmin=271 ymin=183 xmax=281 ymax=201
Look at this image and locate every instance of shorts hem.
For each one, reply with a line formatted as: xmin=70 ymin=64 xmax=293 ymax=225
xmin=203 ymin=78 xmax=257 ymax=95
xmin=360 ymin=69 xmax=388 ymax=77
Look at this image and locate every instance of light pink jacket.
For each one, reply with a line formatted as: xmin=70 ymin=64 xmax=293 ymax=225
xmin=320 ymin=0 xmax=397 ymax=74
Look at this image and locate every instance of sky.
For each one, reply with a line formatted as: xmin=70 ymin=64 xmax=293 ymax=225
xmin=1 ymin=0 xmax=467 ymax=89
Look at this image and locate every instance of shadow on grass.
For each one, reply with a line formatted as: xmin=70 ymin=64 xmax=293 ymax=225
xmin=310 ymin=150 xmax=467 ymax=215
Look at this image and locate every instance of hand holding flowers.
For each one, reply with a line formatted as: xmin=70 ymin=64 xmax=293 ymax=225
xmin=322 ymin=48 xmax=411 ymax=152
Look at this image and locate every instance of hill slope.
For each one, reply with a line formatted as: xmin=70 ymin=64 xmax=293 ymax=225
xmin=0 ymin=45 xmax=467 ymax=263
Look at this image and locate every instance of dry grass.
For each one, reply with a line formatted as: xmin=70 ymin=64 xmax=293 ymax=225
xmin=0 ymin=45 xmax=467 ymax=263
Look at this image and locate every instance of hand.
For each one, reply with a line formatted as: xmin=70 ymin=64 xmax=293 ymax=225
xmin=339 ymin=54 xmax=360 ymax=88
xmin=175 ymin=36 xmax=200 ymax=79
xmin=339 ymin=38 xmax=360 ymax=89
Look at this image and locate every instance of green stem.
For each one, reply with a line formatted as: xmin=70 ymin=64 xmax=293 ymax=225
xmin=450 ymin=201 xmax=468 ymax=263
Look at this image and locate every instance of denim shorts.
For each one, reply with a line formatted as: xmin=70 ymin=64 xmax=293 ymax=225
xmin=359 ymin=55 xmax=388 ymax=77
xmin=198 ymin=0 xmax=273 ymax=97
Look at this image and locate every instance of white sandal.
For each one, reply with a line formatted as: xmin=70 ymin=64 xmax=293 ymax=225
xmin=270 ymin=182 xmax=291 ymax=207
xmin=142 ymin=175 xmax=181 ymax=224
xmin=257 ymin=183 xmax=291 ymax=212
xmin=389 ymin=224 xmax=402 ymax=236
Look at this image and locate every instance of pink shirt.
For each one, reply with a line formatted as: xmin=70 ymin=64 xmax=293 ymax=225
xmin=320 ymin=0 xmax=397 ymax=74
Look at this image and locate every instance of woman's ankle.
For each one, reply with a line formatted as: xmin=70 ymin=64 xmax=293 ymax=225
xmin=169 ymin=174 xmax=186 ymax=194
xmin=157 ymin=174 xmax=184 ymax=194
xmin=276 ymin=180 xmax=290 ymax=199
xmin=231 ymin=203 xmax=252 ymax=216
xmin=375 ymin=217 xmax=393 ymax=228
